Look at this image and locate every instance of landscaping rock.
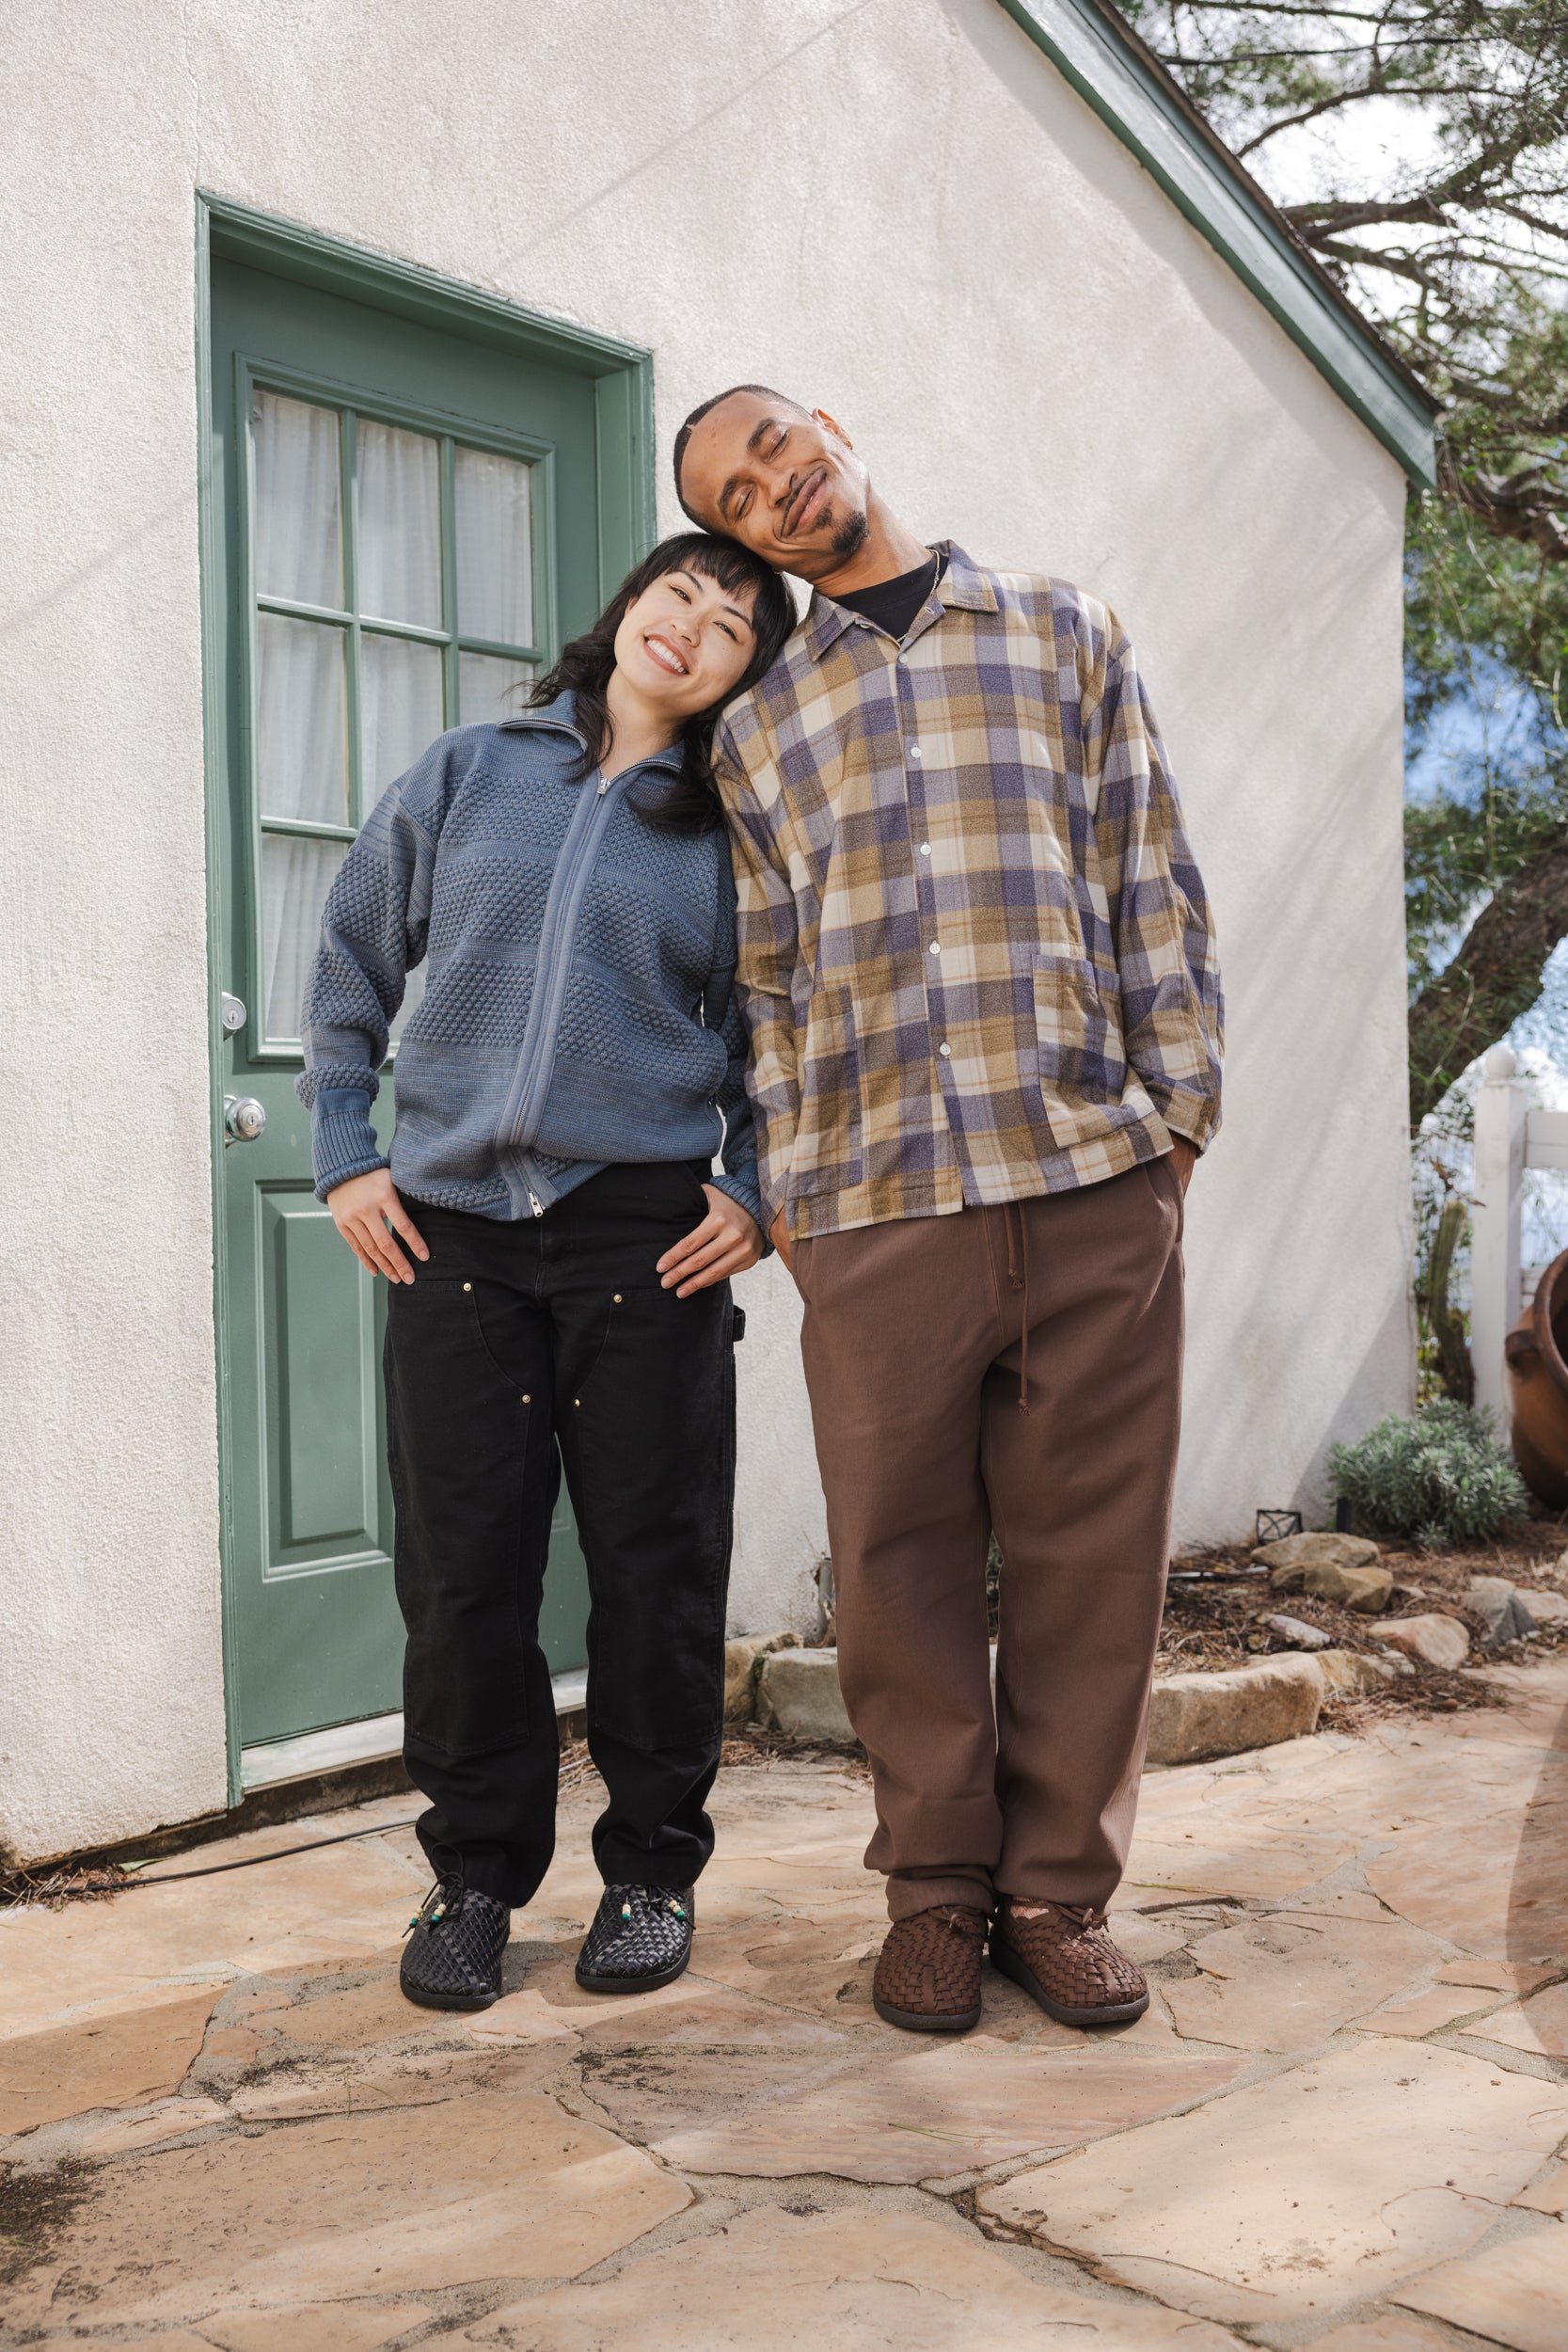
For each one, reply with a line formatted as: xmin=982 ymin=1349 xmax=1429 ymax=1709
xmin=1316 ymin=1647 xmax=1404 ymax=1695
xmin=1267 ymin=1558 xmax=1394 ymax=1613
xmin=724 ymin=1633 xmax=799 ymax=1723
xmin=755 ymin=1647 xmax=854 ymax=1743
xmin=1468 ymin=1577 xmax=1539 ymax=1649
xmin=1145 ymin=1655 xmax=1323 ymax=1767
xmin=1251 ymin=1532 xmax=1381 ymax=1575
xmin=1516 ymin=1586 xmax=1568 ymax=1625
xmin=1377 ymin=1613 xmax=1470 ymax=1671
xmin=1263 ymin=1614 xmax=1333 ymax=1650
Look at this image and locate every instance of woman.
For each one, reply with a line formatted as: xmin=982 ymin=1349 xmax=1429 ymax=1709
xmin=298 ymin=532 xmax=794 ymax=2012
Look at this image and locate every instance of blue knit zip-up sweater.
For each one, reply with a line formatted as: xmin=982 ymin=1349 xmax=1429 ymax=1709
xmin=295 ymin=693 xmax=763 ymax=1232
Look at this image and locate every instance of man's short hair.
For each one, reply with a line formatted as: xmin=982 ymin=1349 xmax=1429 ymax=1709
xmin=673 ymin=384 xmax=800 ymax=523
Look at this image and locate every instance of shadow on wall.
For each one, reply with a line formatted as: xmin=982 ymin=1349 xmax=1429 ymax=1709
xmin=1180 ymin=1268 xmax=1415 ymax=1542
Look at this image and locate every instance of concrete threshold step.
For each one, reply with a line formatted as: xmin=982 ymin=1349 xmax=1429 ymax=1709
xmin=238 ymin=1669 xmax=590 ymax=1795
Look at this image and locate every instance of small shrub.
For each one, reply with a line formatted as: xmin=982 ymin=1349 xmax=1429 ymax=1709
xmin=1328 ymin=1401 xmax=1529 ymax=1548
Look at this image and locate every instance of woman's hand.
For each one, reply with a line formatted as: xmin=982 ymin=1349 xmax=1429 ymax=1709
xmin=657 ymin=1184 xmax=763 ymax=1296
xmin=327 ymin=1168 xmax=429 ymax=1283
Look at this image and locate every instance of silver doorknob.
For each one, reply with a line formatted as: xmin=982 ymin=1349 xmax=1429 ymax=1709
xmin=224 ymin=1094 xmax=266 ymax=1143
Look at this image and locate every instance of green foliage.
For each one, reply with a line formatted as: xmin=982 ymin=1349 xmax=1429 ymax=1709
xmin=1329 ymin=1401 xmax=1529 ymax=1545
xmin=1118 ymin=8 xmax=1568 ymax=1039
xmin=1404 ymin=486 xmax=1568 ymax=994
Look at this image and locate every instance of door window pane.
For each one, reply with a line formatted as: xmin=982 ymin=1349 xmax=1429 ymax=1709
xmin=256 ymin=613 xmax=348 ymax=824
xmin=460 ymin=650 xmax=535 ymax=728
xmin=388 ymin=961 xmax=427 ymax=1046
xmin=253 ymin=391 xmax=342 ymax=610
xmin=455 ymin=446 xmax=533 ymax=646
xmin=362 ymin=632 xmax=445 ymax=809
xmin=357 ymin=421 xmax=441 ymax=628
xmin=261 ymin=834 xmax=347 ymax=1042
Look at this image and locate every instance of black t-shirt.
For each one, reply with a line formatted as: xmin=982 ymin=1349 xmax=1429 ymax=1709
xmin=832 ymin=550 xmax=944 ymax=643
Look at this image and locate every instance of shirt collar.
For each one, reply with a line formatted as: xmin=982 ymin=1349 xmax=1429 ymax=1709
xmin=800 ymin=540 xmax=997 ymax=662
xmin=498 ymin=688 xmax=684 ymax=776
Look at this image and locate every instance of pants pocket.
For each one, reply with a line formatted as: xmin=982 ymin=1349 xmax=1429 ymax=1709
xmin=386 ymin=1276 xmax=548 ymax=1757
xmin=561 ymin=1279 xmax=735 ymax=1752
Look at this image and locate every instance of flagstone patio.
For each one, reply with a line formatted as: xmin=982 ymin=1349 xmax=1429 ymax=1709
xmin=3 ymin=1659 xmax=1566 ymax=2351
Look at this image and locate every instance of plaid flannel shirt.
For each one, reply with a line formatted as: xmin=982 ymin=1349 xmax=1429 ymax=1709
xmin=712 ymin=543 xmax=1223 ymax=1238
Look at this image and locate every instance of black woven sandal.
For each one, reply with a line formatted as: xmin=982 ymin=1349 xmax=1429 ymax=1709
xmin=400 ymin=1879 xmax=510 ymax=2011
xmin=576 ymin=1883 xmax=694 ymax=1994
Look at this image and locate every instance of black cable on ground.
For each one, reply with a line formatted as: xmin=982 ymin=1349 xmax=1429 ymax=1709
xmin=117 ymin=1818 xmax=425 ymax=1883
xmin=0 ymin=1817 xmax=422 ymax=1905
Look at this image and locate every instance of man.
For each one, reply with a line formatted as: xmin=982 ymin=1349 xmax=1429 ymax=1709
xmin=675 ymin=387 xmax=1223 ymax=2033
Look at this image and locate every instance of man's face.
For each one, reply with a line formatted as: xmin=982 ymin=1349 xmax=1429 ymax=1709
xmin=680 ymin=392 xmax=870 ymax=581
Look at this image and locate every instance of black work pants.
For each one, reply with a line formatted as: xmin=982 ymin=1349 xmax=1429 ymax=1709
xmin=384 ymin=1162 xmax=737 ymax=1907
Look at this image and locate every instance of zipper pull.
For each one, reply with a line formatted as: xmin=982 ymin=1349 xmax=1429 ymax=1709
xmin=528 ymin=1190 xmax=545 ymax=1218
xmin=596 ymin=780 xmax=609 ymax=797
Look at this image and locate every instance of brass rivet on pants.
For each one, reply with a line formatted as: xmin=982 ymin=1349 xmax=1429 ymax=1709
xmin=463 ymin=1281 xmax=471 ymax=1292
xmin=574 ymin=1397 xmax=581 ymax=1407
xmin=613 ymin=1293 xmax=623 ymax=1303
xmin=521 ymin=1393 xmax=531 ymax=1404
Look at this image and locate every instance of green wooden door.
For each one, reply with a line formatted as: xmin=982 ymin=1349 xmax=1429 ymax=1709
xmin=209 ymin=252 xmax=614 ymax=1758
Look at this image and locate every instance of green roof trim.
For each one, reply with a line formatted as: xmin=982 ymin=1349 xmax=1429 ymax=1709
xmin=995 ymin=0 xmax=1438 ymax=485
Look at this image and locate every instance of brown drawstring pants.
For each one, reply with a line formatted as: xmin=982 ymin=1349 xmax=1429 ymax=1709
xmin=794 ymin=1157 xmax=1184 ymax=1921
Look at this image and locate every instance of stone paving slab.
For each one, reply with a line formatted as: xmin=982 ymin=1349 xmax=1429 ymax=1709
xmin=460 ymin=2206 xmax=1251 ymax=2348
xmin=655 ymin=2038 xmax=1242 ymax=2184
xmin=979 ymin=2038 xmax=1568 ymax=2324
xmin=1392 ymin=2220 xmax=1568 ymax=2352
xmin=0 ymin=1987 xmax=222 ymax=2132
xmin=3 ymin=1663 xmax=1566 ymax=2347
xmin=30 ymin=2089 xmax=689 ymax=2328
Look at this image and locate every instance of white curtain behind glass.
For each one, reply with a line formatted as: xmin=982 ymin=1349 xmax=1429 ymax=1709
xmin=362 ymin=633 xmax=444 ymax=806
xmin=459 ymin=651 xmax=535 ymax=727
xmin=262 ymin=835 xmax=345 ymax=1041
xmin=256 ymin=613 xmax=348 ymax=824
xmin=358 ymin=422 xmax=441 ymax=628
xmin=455 ymin=447 xmax=532 ymax=646
xmin=253 ymin=392 xmax=341 ymax=608
xmin=361 ymin=628 xmax=442 ymax=1047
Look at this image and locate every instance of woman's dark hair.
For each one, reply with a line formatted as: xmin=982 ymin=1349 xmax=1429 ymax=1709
xmin=528 ymin=532 xmax=794 ymax=832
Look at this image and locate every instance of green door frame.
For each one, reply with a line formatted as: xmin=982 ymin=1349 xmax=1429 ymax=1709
xmin=194 ymin=191 xmax=657 ymax=1804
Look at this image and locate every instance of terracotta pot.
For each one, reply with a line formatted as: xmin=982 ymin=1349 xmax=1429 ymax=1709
xmin=1504 ymin=1247 xmax=1568 ymax=1506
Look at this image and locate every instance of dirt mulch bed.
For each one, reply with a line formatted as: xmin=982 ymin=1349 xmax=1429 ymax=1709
xmin=1158 ymin=1521 xmax=1568 ymax=1726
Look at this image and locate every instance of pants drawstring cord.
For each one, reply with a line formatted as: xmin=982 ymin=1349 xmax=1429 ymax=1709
xmin=1003 ymin=1203 xmax=1031 ymax=1414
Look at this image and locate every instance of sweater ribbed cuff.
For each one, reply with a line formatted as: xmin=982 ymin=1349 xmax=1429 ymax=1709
xmin=312 ymin=1096 xmax=388 ymax=1201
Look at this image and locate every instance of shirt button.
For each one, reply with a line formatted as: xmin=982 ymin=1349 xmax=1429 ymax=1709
xmin=909 ymin=742 xmax=923 ymax=762
xmin=919 ymin=842 xmax=931 ymax=857
xmin=938 ymin=1041 xmax=951 ymax=1058
xmin=928 ymin=941 xmax=942 ymax=956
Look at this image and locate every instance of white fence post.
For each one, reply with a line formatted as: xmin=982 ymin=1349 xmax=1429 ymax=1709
xmin=1470 ymin=1043 xmax=1525 ymax=1433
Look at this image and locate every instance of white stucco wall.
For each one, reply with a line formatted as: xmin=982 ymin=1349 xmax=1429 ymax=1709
xmin=0 ymin=0 xmax=1413 ymax=1861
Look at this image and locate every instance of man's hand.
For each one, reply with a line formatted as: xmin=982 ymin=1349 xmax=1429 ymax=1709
xmin=1168 ymin=1137 xmax=1198 ymax=1195
xmin=657 ymin=1185 xmax=764 ymax=1297
xmin=327 ymin=1168 xmax=428 ymax=1283
xmin=769 ymin=1204 xmax=793 ymax=1276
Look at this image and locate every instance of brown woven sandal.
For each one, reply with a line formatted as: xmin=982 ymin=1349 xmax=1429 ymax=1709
xmin=872 ymin=1903 xmax=989 ymax=2032
xmin=990 ymin=1899 xmax=1148 ymax=2026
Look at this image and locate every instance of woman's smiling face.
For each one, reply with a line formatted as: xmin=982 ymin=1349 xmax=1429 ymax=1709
xmin=612 ymin=566 xmax=759 ymax=721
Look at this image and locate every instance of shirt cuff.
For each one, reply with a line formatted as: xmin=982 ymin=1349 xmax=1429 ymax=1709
xmin=311 ymin=1089 xmax=388 ymax=1201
